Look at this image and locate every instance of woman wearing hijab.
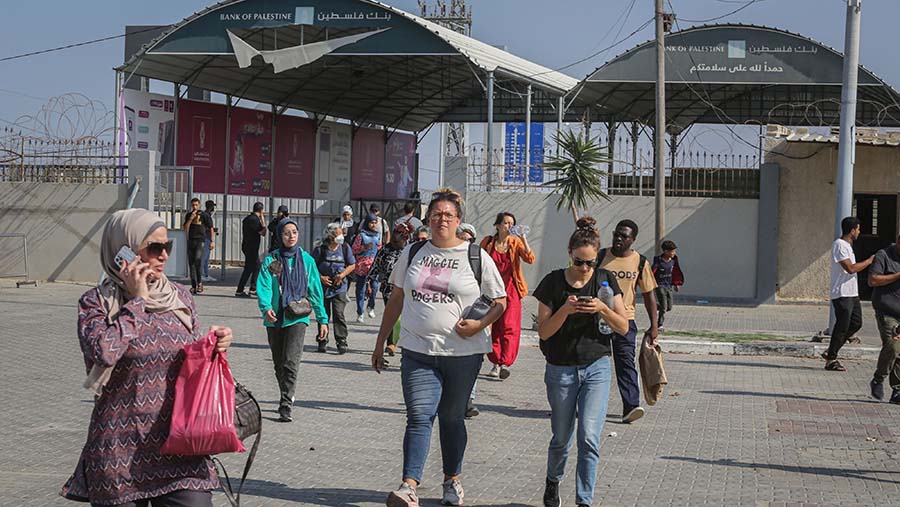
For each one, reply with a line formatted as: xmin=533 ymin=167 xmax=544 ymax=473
xmin=366 ymin=221 xmax=416 ymax=356
xmin=257 ymin=218 xmax=329 ymax=422
xmin=62 ymin=208 xmax=233 ymax=507
xmin=351 ymin=213 xmax=383 ymax=323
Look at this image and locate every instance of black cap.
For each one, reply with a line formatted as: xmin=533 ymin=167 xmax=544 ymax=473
xmin=277 ymin=205 xmax=289 ymax=214
xmin=369 ymin=203 xmax=380 ymax=212
xmin=205 ymin=200 xmax=216 ymax=209
xmin=253 ymin=202 xmax=264 ymax=212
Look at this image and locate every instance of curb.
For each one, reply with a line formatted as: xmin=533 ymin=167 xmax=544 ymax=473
xmin=520 ymin=332 xmax=881 ymax=360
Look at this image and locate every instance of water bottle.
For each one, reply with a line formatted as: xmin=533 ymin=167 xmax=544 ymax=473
xmin=510 ymin=225 xmax=530 ymax=237
xmin=597 ymin=281 xmax=615 ymax=334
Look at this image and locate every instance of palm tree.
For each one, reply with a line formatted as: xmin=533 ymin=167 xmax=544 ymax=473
xmin=542 ymin=129 xmax=612 ymax=223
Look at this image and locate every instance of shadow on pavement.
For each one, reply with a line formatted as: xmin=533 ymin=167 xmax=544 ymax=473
xmin=231 ymin=480 xmax=385 ymax=506
xmin=474 ymin=403 xmax=550 ymax=419
xmin=700 ymin=389 xmax=875 ymax=403
xmin=252 ymin=398 xmax=407 ymax=415
xmin=660 ymin=456 xmax=900 ymax=484
xmin=669 ymin=358 xmax=820 ymax=371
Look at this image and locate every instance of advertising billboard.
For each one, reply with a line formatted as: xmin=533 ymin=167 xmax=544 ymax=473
xmin=176 ymin=99 xmax=227 ymax=194
xmin=384 ymin=132 xmax=416 ymax=199
xmin=273 ymin=115 xmax=316 ymax=198
xmin=123 ymin=89 xmax=176 ymax=165
xmin=228 ymin=107 xmax=272 ymax=196
xmin=314 ymin=121 xmax=351 ymax=202
xmin=350 ymin=127 xmax=385 ymax=199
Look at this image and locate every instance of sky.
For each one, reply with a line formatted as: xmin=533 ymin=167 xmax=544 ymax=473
xmin=2 ymin=0 xmax=898 ymax=190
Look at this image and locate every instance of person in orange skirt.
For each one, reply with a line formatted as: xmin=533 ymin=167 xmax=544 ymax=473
xmin=480 ymin=212 xmax=535 ymax=380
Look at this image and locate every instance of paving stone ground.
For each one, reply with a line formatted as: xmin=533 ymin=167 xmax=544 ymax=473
xmin=1 ymin=279 xmax=897 ymax=507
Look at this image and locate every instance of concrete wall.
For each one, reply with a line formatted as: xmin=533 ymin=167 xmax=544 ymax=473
xmin=0 ymin=183 xmax=128 ymax=282
xmin=770 ymin=139 xmax=900 ymax=301
xmin=466 ymin=192 xmax=759 ymax=301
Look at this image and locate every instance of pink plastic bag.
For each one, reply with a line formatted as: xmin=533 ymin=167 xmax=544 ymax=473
xmin=161 ymin=331 xmax=246 ymax=455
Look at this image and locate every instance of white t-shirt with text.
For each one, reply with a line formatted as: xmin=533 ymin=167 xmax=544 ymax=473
xmin=830 ymin=238 xmax=858 ymax=299
xmin=390 ymin=241 xmax=506 ymax=356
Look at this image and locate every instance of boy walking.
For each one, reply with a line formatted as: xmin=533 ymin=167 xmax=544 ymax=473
xmin=652 ymin=240 xmax=684 ymax=331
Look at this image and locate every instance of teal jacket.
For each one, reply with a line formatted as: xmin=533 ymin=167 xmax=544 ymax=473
xmin=257 ymin=250 xmax=329 ymax=328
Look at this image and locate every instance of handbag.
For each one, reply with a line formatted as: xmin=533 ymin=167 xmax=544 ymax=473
xmin=268 ymin=257 xmax=312 ymax=320
xmin=213 ymin=382 xmax=262 ymax=507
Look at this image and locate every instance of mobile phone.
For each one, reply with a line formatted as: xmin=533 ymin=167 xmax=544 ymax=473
xmin=114 ymin=246 xmax=137 ymax=270
xmin=577 ymin=295 xmax=594 ymax=302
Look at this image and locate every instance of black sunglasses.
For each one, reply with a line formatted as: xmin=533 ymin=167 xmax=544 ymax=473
xmin=146 ymin=240 xmax=174 ymax=256
xmin=572 ymin=257 xmax=598 ymax=268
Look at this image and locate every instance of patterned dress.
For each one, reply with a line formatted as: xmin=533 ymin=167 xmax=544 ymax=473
xmin=366 ymin=244 xmax=404 ymax=299
xmin=61 ymin=285 xmax=218 ymax=505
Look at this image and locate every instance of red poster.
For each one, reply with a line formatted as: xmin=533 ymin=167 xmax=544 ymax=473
xmin=176 ymin=99 xmax=227 ymax=194
xmin=350 ymin=128 xmax=385 ymax=199
xmin=273 ymin=115 xmax=315 ymax=198
xmin=384 ymin=133 xmax=417 ymax=200
xmin=228 ymin=107 xmax=272 ymax=196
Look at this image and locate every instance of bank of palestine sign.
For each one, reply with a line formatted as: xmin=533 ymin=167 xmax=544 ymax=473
xmin=148 ymin=0 xmax=454 ymax=56
xmin=590 ymin=25 xmax=882 ymax=87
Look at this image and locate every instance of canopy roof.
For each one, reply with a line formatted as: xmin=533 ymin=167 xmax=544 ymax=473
xmin=575 ymin=24 xmax=900 ymax=130
xmin=118 ymin=0 xmax=578 ymax=132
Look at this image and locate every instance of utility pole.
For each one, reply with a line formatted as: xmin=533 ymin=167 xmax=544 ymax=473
xmin=834 ymin=0 xmax=862 ymax=237
xmin=654 ymin=0 xmax=667 ymax=253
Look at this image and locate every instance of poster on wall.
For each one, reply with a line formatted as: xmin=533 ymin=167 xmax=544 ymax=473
xmin=273 ymin=115 xmax=316 ymax=198
xmin=314 ymin=121 xmax=351 ymax=202
xmin=228 ymin=107 xmax=272 ymax=196
xmin=350 ymin=127 xmax=385 ymax=200
xmin=176 ymin=99 xmax=227 ymax=194
xmin=384 ymin=132 xmax=416 ymax=200
xmin=123 ymin=89 xmax=175 ymax=165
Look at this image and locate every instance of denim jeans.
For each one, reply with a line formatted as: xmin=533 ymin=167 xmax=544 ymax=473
xmin=400 ymin=349 xmax=482 ymax=483
xmin=201 ymin=234 xmax=211 ymax=278
xmin=545 ymin=356 xmax=612 ymax=506
xmin=355 ymin=273 xmax=379 ymax=316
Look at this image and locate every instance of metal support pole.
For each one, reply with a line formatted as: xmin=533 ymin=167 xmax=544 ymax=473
xmin=221 ymin=95 xmax=232 ymax=279
xmin=270 ymin=104 xmax=277 ymax=219
xmin=172 ymin=83 xmax=181 ymax=229
xmin=114 ymin=71 xmax=121 ymax=163
xmin=583 ymin=106 xmax=591 ymax=143
xmin=438 ymin=123 xmax=446 ymax=188
xmin=557 ymin=96 xmax=564 ymax=157
xmin=607 ymin=121 xmax=616 ymax=177
xmin=834 ymin=0 xmax=862 ymax=237
xmin=486 ymin=71 xmax=495 ymax=192
xmin=525 ymin=84 xmax=532 ymax=192
xmin=632 ymin=122 xmax=642 ymax=196
xmin=654 ymin=0 xmax=667 ymax=253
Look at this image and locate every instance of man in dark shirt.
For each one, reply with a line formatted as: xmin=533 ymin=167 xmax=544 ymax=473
xmin=868 ymin=235 xmax=900 ymax=403
xmin=182 ymin=197 xmax=213 ymax=294
xmin=268 ymin=205 xmax=289 ymax=251
xmin=652 ymin=240 xmax=684 ymax=331
xmin=236 ymin=202 xmax=267 ymax=297
xmin=201 ymin=200 xmax=218 ymax=282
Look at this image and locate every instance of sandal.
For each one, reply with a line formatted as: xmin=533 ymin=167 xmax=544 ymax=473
xmin=197 ymin=283 xmax=204 ymax=294
xmin=825 ymin=360 xmax=847 ymax=372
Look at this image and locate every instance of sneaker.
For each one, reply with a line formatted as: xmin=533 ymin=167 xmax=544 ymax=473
xmin=890 ymin=389 xmax=900 ymax=405
xmin=316 ymin=340 xmax=327 ymax=353
xmin=623 ymin=406 xmax=645 ymax=424
xmin=810 ymin=331 xmax=826 ymax=343
xmin=235 ymin=291 xmax=251 ymax=298
xmin=202 ymin=275 xmax=217 ymax=282
xmin=487 ymin=364 xmax=501 ymax=378
xmin=337 ymin=344 xmax=348 ymax=355
xmin=465 ymin=400 xmax=479 ymax=418
xmin=356 ymin=315 xmax=365 ymax=324
xmin=871 ymin=379 xmax=885 ymax=400
xmin=441 ymin=478 xmax=464 ymax=506
xmin=278 ymin=405 xmax=292 ymax=422
xmin=542 ymin=478 xmax=560 ymax=507
xmin=368 ymin=308 xmax=377 ymax=319
xmin=386 ymin=482 xmax=419 ymax=507
xmin=197 ymin=283 xmax=204 ymax=294
xmin=498 ymin=366 xmax=511 ymax=380
xmin=248 ymin=290 xmax=257 ymax=298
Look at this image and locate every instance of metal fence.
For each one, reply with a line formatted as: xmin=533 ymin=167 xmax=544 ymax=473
xmin=0 ymin=163 xmax=127 ymax=184
xmin=465 ymin=145 xmax=760 ymax=199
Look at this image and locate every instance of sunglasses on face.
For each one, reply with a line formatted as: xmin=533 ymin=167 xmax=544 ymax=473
xmin=572 ymin=257 xmax=598 ymax=268
xmin=146 ymin=240 xmax=173 ymax=257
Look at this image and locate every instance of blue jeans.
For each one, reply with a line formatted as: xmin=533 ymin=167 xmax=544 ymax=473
xmin=355 ymin=273 xmax=379 ymax=316
xmin=612 ymin=320 xmax=641 ymax=412
xmin=400 ymin=349 xmax=482 ymax=483
xmin=201 ymin=234 xmax=211 ymax=278
xmin=545 ymin=356 xmax=612 ymax=506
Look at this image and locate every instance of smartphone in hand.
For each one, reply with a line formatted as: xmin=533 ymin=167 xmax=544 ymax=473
xmin=114 ymin=246 xmax=137 ymax=270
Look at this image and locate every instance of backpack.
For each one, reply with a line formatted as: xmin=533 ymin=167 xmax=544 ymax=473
xmin=407 ymin=240 xmax=482 ymax=286
xmin=599 ymin=248 xmax=647 ymax=284
xmin=314 ymin=243 xmax=352 ymax=270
